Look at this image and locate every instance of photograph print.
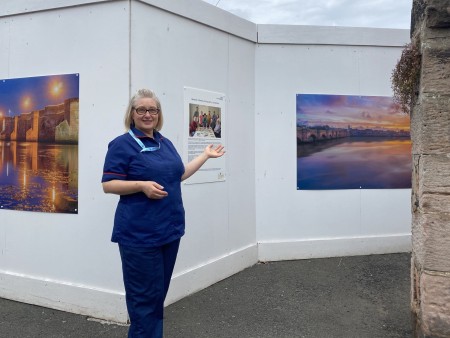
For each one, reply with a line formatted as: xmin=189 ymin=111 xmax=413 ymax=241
xmin=188 ymin=104 xmax=221 ymax=139
xmin=0 ymin=73 xmax=79 ymax=213
xmin=296 ymin=94 xmax=411 ymax=190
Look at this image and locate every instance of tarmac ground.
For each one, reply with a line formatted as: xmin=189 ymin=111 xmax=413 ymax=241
xmin=0 ymin=253 xmax=412 ymax=338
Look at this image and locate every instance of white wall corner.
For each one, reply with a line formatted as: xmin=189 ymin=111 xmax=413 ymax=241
xmin=258 ymin=234 xmax=412 ymax=262
xmin=166 ymin=244 xmax=258 ymax=305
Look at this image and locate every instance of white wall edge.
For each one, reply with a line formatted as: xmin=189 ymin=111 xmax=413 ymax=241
xmin=0 ymin=0 xmax=258 ymax=42
xmin=0 ymin=271 xmax=128 ymax=323
xmin=258 ymin=234 xmax=412 ymax=262
xmin=137 ymin=0 xmax=257 ymax=42
xmin=165 ymin=244 xmax=258 ymax=305
xmin=257 ymin=24 xmax=410 ymax=47
xmin=0 ymin=0 xmax=113 ymax=17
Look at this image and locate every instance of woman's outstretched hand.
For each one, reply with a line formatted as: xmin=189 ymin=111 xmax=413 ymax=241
xmin=204 ymin=144 xmax=225 ymax=159
xmin=181 ymin=144 xmax=226 ymax=181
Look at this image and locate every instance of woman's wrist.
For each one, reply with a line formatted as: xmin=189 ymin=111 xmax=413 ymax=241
xmin=136 ymin=181 xmax=145 ymax=192
xmin=201 ymin=152 xmax=210 ymax=161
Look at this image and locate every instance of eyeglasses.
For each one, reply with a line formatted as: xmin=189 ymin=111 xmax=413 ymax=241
xmin=133 ymin=106 xmax=160 ymax=116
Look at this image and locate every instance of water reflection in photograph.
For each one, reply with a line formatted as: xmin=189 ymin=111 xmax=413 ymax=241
xmin=296 ymin=94 xmax=411 ymax=190
xmin=297 ymin=137 xmax=411 ymax=190
xmin=0 ymin=141 xmax=78 ymax=213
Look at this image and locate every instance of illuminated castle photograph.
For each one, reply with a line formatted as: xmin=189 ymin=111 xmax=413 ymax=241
xmin=0 ymin=73 xmax=79 ymax=213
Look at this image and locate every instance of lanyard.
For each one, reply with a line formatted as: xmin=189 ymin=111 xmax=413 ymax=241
xmin=128 ymin=130 xmax=161 ymax=152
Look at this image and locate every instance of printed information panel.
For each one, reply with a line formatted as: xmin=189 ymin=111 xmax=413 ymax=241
xmin=184 ymin=87 xmax=226 ymax=184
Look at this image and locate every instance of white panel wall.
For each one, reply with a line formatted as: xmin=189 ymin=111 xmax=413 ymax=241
xmin=0 ymin=0 xmax=257 ymax=322
xmin=0 ymin=0 xmax=131 ymax=322
xmin=255 ymin=25 xmax=412 ymax=261
xmin=0 ymin=0 xmax=412 ymax=323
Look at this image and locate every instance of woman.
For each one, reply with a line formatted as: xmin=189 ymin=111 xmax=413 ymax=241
xmin=214 ymin=117 xmax=221 ymax=138
xmin=102 ymin=88 xmax=224 ymax=338
xmin=189 ymin=118 xmax=198 ymax=136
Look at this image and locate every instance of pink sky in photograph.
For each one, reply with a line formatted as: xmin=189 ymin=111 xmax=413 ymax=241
xmin=296 ymin=94 xmax=410 ymax=131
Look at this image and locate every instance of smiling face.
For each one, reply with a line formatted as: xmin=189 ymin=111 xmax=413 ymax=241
xmin=132 ymin=97 xmax=159 ymax=137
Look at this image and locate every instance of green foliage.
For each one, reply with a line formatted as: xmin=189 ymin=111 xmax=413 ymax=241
xmin=391 ymin=42 xmax=421 ymax=114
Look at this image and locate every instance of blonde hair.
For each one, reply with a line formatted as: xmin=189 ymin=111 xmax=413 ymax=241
xmin=124 ymin=88 xmax=164 ymax=131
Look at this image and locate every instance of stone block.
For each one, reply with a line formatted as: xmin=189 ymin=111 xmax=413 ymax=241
xmin=412 ymin=221 xmax=426 ymax=269
xmin=411 ymin=0 xmax=426 ymax=35
xmin=412 ymin=211 xmax=450 ymax=271
xmin=411 ymin=95 xmax=450 ymax=155
xmin=413 ymin=154 xmax=450 ymax=197
xmin=423 ymin=31 xmax=450 ymax=43
xmin=425 ymin=0 xmax=450 ymax=28
xmin=412 ymin=154 xmax=450 ymax=215
xmin=421 ymin=45 xmax=450 ymax=95
xmin=420 ymin=193 xmax=450 ymax=214
xmin=420 ymin=272 xmax=450 ymax=337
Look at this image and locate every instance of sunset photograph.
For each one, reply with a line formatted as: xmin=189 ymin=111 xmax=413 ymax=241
xmin=296 ymin=94 xmax=411 ymax=190
xmin=296 ymin=94 xmax=409 ymax=132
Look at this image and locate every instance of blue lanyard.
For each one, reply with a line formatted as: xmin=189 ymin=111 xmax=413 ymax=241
xmin=128 ymin=130 xmax=161 ymax=152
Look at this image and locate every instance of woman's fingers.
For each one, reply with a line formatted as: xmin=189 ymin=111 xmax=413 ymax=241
xmin=142 ymin=181 xmax=168 ymax=199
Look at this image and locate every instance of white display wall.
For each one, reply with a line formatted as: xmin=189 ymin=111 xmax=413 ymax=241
xmin=0 ymin=0 xmax=257 ymax=322
xmin=0 ymin=0 xmax=411 ymax=322
xmin=0 ymin=0 xmax=132 ymax=322
xmin=255 ymin=25 xmax=411 ymax=261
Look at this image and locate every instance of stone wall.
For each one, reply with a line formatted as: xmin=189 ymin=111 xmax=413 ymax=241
xmin=0 ymin=98 xmax=79 ymax=143
xmin=55 ymin=100 xmax=79 ymax=143
xmin=410 ymin=0 xmax=450 ymax=336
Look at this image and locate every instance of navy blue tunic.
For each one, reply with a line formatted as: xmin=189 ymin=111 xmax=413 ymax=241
xmin=102 ymin=127 xmax=185 ymax=247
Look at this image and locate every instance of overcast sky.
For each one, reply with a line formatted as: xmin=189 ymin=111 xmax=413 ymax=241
xmin=201 ymin=0 xmax=412 ymax=29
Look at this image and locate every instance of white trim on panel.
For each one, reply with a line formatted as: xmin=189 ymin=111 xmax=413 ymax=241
xmin=258 ymin=234 xmax=412 ymax=262
xmin=257 ymin=24 xmax=410 ymax=47
xmin=0 ymin=271 xmax=128 ymax=323
xmin=0 ymin=0 xmax=112 ymax=17
xmin=0 ymin=244 xmax=258 ymax=322
xmin=138 ymin=0 xmax=257 ymax=41
xmin=0 ymin=0 xmax=257 ymax=42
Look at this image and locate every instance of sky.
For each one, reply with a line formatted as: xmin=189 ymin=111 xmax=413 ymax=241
xmin=296 ymin=94 xmax=410 ymax=131
xmin=0 ymin=74 xmax=79 ymax=117
xmin=201 ymin=0 xmax=412 ymax=29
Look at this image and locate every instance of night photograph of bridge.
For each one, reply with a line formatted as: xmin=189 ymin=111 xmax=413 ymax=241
xmin=296 ymin=94 xmax=411 ymax=190
xmin=0 ymin=73 xmax=79 ymax=213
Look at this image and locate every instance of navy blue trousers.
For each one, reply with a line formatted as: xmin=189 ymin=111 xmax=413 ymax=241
xmin=119 ymin=239 xmax=180 ymax=338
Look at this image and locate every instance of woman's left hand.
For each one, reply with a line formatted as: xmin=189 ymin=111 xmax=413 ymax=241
xmin=204 ymin=144 xmax=225 ymax=158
